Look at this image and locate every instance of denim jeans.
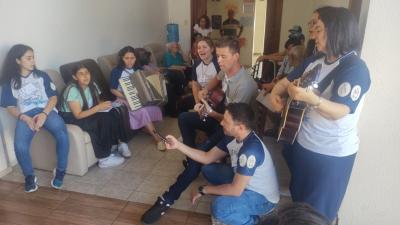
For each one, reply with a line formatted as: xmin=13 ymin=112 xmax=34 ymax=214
xmin=162 ymin=111 xmax=224 ymax=204
xmin=202 ymin=163 xmax=276 ymax=225
xmin=14 ymin=108 xmax=69 ymax=177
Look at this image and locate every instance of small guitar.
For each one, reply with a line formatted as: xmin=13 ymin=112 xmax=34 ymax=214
xmin=277 ymin=64 xmax=321 ymax=144
xmin=199 ymin=89 xmax=225 ymax=121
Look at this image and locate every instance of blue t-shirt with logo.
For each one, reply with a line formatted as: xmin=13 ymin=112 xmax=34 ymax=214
xmin=217 ymin=132 xmax=280 ymax=203
xmin=1 ymin=70 xmax=57 ymax=113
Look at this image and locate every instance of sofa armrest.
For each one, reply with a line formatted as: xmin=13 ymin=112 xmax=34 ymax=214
xmin=0 ymin=107 xmax=17 ymax=166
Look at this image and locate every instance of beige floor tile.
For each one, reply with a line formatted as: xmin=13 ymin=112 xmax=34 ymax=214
xmin=171 ymin=198 xmax=197 ymax=212
xmin=195 ymin=201 xmax=211 ymax=214
xmin=96 ymin=185 xmax=133 ymax=201
xmin=105 ymin=170 xmax=145 ymax=191
xmin=121 ymin=156 xmax=160 ymax=176
xmin=128 ymin=191 xmax=159 ymax=205
xmin=150 ymin=159 xmax=185 ymax=178
xmin=63 ymin=180 xmax=100 ymax=195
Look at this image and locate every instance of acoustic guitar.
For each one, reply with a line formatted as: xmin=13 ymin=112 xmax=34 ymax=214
xmin=277 ymin=64 xmax=322 ymax=144
xmin=199 ymin=88 xmax=225 ymax=121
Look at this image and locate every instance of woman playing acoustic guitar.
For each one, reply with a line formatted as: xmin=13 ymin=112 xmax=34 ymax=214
xmin=266 ymin=6 xmax=371 ymax=223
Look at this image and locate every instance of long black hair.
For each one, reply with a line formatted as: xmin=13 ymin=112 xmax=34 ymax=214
xmin=315 ymin=6 xmax=361 ymax=57
xmin=60 ymin=64 xmax=100 ymax=111
xmin=117 ymin=45 xmax=140 ymax=69
xmin=0 ymin=44 xmax=35 ymax=89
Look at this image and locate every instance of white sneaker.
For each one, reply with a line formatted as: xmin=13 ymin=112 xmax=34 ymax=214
xmin=118 ymin=142 xmax=131 ymax=158
xmin=110 ymin=145 xmax=118 ymax=153
xmin=98 ymin=155 xmax=125 ymax=168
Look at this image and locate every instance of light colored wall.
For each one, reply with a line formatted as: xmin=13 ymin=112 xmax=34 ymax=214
xmin=252 ymin=0 xmax=267 ymax=65
xmin=207 ymin=0 xmax=254 ymax=66
xmin=279 ymin=0 xmax=349 ymax=51
xmin=339 ymin=1 xmax=400 ymax=224
xmin=167 ymin=0 xmax=191 ymax=54
xmin=0 ymin=0 xmax=168 ymax=71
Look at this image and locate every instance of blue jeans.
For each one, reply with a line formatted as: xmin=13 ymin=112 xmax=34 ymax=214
xmin=162 ymin=111 xmax=224 ymax=204
xmin=202 ymin=163 xmax=276 ymax=225
xmin=14 ymin=108 xmax=69 ymax=177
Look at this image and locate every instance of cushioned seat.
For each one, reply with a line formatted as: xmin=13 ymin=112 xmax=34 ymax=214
xmin=59 ymin=59 xmax=114 ymax=101
xmin=0 ymin=69 xmax=97 ymax=176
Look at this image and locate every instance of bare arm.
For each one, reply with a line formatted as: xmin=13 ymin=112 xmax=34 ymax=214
xmin=68 ymin=101 xmax=111 ymax=120
xmin=165 ymin=135 xmax=227 ymax=164
xmin=111 ymin=88 xmax=125 ymax=99
xmin=203 ymin=174 xmax=251 ymax=196
xmin=191 ymin=81 xmax=201 ymax=104
xmin=287 ymin=83 xmax=350 ymax=120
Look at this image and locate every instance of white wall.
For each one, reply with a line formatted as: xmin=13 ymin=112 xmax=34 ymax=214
xmin=167 ymin=0 xmax=191 ymax=54
xmin=207 ymin=0 xmax=255 ymax=66
xmin=0 ymin=0 xmax=169 ymax=71
xmin=339 ymin=1 xmax=400 ymax=224
xmin=279 ymin=0 xmax=349 ymax=51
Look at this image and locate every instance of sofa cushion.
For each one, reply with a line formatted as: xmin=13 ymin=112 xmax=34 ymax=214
xmin=97 ymin=53 xmax=118 ymax=84
xmin=143 ymin=43 xmax=166 ymax=67
xmin=59 ymin=59 xmax=114 ymax=101
xmin=44 ymin=69 xmax=66 ymax=95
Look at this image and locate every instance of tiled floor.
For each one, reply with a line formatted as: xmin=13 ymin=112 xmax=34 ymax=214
xmin=1 ymin=116 xmax=292 ymax=217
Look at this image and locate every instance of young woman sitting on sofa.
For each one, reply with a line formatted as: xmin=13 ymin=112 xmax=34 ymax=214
xmin=59 ymin=64 xmax=130 ymax=168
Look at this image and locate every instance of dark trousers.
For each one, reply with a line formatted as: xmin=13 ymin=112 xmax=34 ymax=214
xmin=60 ymin=108 xmax=128 ymax=159
xmin=162 ymin=111 xmax=224 ymax=204
xmin=164 ymin=70 xmax=187 ymax=117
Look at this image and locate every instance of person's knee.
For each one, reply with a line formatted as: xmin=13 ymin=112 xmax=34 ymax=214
xmin=178 ymin=112 xmax=196 ymax=128
xmin=14 ymin=140 xmax=29 ymax=154
xmin=201 ymin=164 xmax=213 ymax=179
xmin=211 ymin=197 xmax=230 ymax=221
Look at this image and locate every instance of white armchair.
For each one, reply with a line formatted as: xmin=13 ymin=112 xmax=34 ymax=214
xmin=0 ymin=69 xmax=97 ymax=176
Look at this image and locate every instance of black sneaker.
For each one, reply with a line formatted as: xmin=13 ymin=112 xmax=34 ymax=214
xmin=141 ymin=197 xmax=171 ymax=224
xmin=24 ymin=175 xmax=38 ymax=193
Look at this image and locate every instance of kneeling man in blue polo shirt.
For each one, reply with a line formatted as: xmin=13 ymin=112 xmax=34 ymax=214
xmin=164 ymin=103 xmax=280 ymax=225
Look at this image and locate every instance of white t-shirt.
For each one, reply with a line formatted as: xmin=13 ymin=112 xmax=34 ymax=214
xmin=193 ymin=24 xmax=212 ymax=37
xmin=296 ymin=56 xmax=370 ymax=157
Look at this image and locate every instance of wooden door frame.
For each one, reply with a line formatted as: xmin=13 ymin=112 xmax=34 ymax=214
xmin=263 ymin=0 xmax=283 ymax=55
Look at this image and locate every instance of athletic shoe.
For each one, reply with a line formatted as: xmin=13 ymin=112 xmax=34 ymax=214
xmin=24 ymin=175 xmax=38 ymax=193
xmin=98 ymin=154 xmax=125 ymax=168
xmin=118 ymin=142 xmax=131 ymax=158
xmin=51 ymin=168 xmax=65 ymax=189
xmin=141 ymin=197 xmax=171 ymax=224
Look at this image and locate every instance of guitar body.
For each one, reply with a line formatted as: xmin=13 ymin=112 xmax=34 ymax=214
xmin=208 ymin=89 xmax=225 ymax=113
xmin=277 ymin=63 xmax=322 ymax=144
xmin=278 ymin=98 xmax=307 ymax=144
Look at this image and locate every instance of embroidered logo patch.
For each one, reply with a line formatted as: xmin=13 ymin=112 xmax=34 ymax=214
xmin=338 ymin=82 xmax=351 ymax=97
xmin=50 ymin=82 xmax=56 ymax=91
xmin=350 ymin=85 xmax=361 ymax=101
xmin=239 ymin=154 xmax=247 ymax=167
xmin=247 ymin=155 xmax=256 ymax=169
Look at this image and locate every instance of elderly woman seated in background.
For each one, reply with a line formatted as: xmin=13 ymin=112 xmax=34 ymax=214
xmin=162 ymin=42 xmax=192 ymax=116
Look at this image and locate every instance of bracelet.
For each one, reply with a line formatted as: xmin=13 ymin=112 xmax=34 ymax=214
xmin=18 ymin=113 xmax=24 ymax=120
xmin=198 ymin=185 xmax=206 ymax=195
xmin=40 ymin=111 xmax=49 ymax=117
xmin=312 ymin=96 xmax=322 ymax=109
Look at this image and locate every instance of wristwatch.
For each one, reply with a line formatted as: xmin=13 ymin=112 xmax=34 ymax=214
xmin=198 ymin=185 xmax=206 ymax=195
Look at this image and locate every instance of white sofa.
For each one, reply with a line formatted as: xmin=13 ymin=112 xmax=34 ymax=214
xmin=0 ymin=69 xmax=97 ymax=176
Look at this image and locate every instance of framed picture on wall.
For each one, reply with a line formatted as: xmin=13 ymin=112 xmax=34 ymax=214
xmin=211 ymin=15 xmax=222 ymax=29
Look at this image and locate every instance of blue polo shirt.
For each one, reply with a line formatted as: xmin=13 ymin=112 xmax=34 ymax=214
xmin=217 ymin=132 xmax=280 ymax=203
